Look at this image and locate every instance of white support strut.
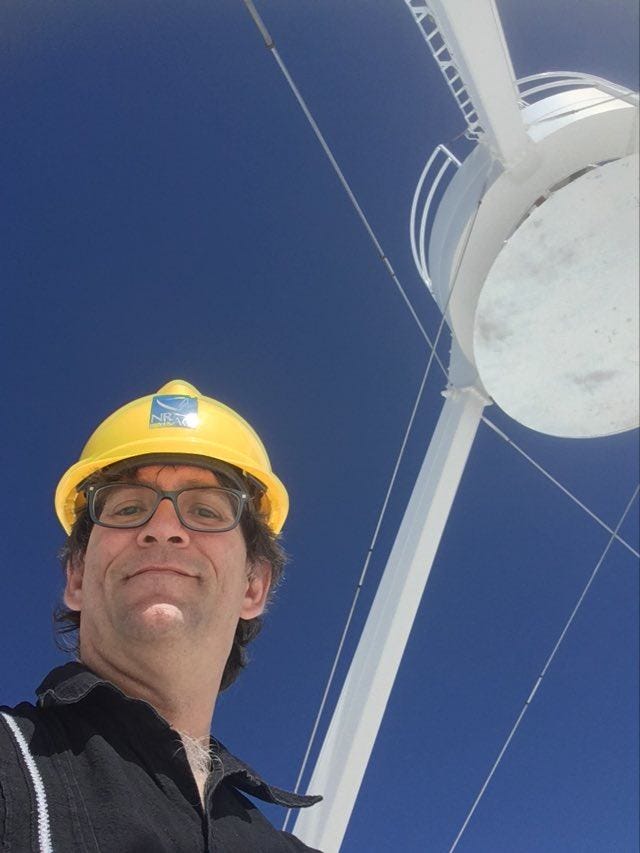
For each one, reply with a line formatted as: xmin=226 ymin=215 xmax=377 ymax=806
xmin=293 ymin=364 xmax=488 ymax=852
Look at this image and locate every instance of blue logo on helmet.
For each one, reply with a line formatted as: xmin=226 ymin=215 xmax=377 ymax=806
xmin=150 ymin=395 xmax=198 ymax=428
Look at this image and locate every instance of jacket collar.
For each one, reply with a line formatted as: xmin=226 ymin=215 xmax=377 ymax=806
xmin=37 ymin=661 xmax=108 ymax=708
xmin=36 ymin=662 xmax=320 ymax=809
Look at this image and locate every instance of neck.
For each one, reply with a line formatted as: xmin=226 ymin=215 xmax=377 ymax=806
xmin=78 ymin=640 xmax=226 ymax=740
xmin=180 ymin=730 xmax=212 ymax=805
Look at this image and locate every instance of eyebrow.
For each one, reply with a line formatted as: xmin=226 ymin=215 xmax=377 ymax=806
xmin=132 ymin=477 xmax=223 ymax=489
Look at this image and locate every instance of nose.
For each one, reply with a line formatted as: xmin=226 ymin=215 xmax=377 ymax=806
xmin=136 ymin=497 xmax=190 ymax=547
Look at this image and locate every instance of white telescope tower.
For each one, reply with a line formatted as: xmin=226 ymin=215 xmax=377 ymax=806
xmin=293 ymin=1 xmax=639 ymax=850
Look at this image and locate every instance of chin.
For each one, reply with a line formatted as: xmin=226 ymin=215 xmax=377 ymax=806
xmin=126 ymin=603 xmax=189 ymax=639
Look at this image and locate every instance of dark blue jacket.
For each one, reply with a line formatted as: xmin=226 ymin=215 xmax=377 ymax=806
xmin=0 ymin=663 xmax=321 ymax=852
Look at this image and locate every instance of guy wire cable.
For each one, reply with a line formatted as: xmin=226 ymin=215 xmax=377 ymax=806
xmin=281 ymin=173 xmax=492 ymax=832
xmin=241 ymin=0 xmax=450 ymax=384
xmin=281 ymin=305 xmax=448 ymax=832
xmin=482 ymin=417 xmax=639 ymax=560
xmin=447 ymin=483 xmax=639 ymax=853
xmin=240 ymin=0 xmax=478 ymax=828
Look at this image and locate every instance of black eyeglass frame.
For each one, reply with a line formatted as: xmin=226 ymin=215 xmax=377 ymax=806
xmin=86 ymin=483 xmax=250 ymax=533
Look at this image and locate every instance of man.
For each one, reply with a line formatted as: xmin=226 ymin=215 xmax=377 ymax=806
xmin=0 ymin=379 xmax=321 ymax=852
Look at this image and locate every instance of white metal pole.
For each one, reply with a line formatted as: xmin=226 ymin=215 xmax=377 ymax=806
xmin=293 ymin=353 xmax=489 ymax=852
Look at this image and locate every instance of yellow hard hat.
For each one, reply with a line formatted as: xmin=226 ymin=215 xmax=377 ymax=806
xmin=54 ymin=380 xmax=289 ymax=534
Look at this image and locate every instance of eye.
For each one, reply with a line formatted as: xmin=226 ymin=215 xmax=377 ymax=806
xmin=178 ymin=488 xmax=239 ymax=527
xmin=112 ymin=502 xmax=146 ymax=518
xmin=95 ymin=485 xmax=155 ymax=523
xmin=191 ymin=503 xmax=223 ymax=520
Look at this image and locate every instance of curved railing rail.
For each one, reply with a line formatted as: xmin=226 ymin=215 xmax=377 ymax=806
xmin=409 ymin=144 xmax=461 ymax=288
xmin=517 ymin=71 xmax=639 ymax=107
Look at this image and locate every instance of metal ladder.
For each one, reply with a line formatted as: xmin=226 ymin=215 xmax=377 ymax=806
xmin=404 ymin=0 xmax=484 ymax=139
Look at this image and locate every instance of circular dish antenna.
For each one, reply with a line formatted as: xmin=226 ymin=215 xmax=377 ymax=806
xmin=474 ymin=154 xmax=639 ymax=438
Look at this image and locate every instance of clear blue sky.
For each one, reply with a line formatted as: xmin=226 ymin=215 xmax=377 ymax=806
xmin=1 ymin=2 xmax=638 ymax=851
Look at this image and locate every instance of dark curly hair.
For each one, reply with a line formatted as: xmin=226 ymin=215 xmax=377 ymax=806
xmin=54 ymin=462 xmax=287 ymax=691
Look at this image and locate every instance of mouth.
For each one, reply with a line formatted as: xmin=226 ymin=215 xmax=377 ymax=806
xmin=129 ymin=566 xmax=196 ymax=580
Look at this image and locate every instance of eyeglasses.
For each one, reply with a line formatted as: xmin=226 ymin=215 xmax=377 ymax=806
xmin=87 ymin=483 xmax=249 ymax=532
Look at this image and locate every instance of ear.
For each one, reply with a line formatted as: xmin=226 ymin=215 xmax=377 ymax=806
xmin=63 ymin=558 xmax=85 ymax=612
xmin=241 ymin=559 xmax=272 ymax=620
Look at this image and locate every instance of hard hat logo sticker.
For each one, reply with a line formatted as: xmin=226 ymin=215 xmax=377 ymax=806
xmin=150 ymin=395 xmax=199 ymax=428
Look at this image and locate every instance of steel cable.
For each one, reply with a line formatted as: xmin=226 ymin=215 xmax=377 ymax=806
xmin=448 ymin=484 xmax=639 ymax=853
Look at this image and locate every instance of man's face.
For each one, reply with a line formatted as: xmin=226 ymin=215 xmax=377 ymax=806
xmin=63 ymin=465 xmax=271 ymax=655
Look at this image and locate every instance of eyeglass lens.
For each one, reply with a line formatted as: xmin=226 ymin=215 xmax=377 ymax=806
xmin=92 ymin=484 xmax=242 ymax=531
